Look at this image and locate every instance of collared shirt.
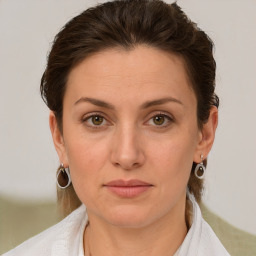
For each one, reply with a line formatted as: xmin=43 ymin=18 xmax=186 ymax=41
xmin=174 ymin=193 xmax=230 ymax=255
xmin=3 ymin=193 xmax=230 ymax=256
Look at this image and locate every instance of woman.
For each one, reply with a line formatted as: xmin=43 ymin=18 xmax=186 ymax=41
xmin=3 ymin=0 xmax=230 ymax=255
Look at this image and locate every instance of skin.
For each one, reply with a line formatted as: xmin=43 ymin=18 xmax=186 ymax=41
xmin=50 ymin=45 xmax=218 ymax=256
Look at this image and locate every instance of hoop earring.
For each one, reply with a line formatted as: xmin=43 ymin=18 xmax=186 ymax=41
xmin=56 ymin=163 xmax=72 ymax=189
xmin=194 ymin=154 xmax=205 ymax=179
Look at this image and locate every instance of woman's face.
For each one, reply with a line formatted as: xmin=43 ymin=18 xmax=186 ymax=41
xmin=51 ymin=46 xmax=215 ymax=228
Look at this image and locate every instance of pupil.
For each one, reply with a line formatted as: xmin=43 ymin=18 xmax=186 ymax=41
xmin=92 ymin=116 xmax=103 ymax=125
xmin=154 ymin=116 xmax=164 ymax=125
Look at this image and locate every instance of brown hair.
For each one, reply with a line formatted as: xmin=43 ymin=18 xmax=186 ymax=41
xmin=40 ymin=0 xmax=218 ymax=217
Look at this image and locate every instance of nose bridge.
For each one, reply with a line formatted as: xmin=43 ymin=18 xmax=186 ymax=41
xmin=110 ymin=121 xmax=144 ymax=170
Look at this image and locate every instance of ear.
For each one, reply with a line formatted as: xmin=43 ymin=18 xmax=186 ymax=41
xmin=193 ymin=106 xmax=218 ymax=163
xmin=49 ymin=111 xmax=68 ymax=166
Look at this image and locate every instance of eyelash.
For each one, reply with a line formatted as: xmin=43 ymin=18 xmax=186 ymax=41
xmin=81 ymin=112 xmax=110 ymax=129
xmin=146 ymin=112 xmax=174 ymax=128
xmin=81 ymin=112 xmax=174 ymax=129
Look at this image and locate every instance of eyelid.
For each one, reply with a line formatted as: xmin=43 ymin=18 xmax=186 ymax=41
xmin=82 ymin=111 xmax=104 ymax=120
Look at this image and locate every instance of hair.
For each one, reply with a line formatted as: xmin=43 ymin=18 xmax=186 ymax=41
xmin=40 ymin=0 xmax=218 ymax=218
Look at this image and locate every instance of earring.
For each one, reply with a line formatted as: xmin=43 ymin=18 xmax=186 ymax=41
xmin=56 ymin=163 xmax=72 ymax=189
xmin=194 ymin=154 xmax=205 ymax=179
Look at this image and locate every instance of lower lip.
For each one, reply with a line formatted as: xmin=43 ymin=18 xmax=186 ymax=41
xmin=105 ymin=186 xmax=152 ymax=198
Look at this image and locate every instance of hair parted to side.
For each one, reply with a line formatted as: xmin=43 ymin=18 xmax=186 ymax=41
xmin=40 ymin=0 xmax=218 ymax=217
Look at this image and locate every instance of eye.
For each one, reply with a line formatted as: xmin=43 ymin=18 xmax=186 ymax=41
xmin=153 ymin=115 xmax=165 ymax=125
xmin=90 ymin=115 xmax=104 ymax=125
xmin=82 ymin=114 xmax=108 ymax=127
xmin=147 ymin=113 xmax=173 ymax=127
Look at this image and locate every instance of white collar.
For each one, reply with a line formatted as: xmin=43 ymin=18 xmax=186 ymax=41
xmin=175 ymin=192 xmax=230 ymax=256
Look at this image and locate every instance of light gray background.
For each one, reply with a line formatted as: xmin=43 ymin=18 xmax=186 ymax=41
xmin=0 ymin=0 xmax=255 ymax=234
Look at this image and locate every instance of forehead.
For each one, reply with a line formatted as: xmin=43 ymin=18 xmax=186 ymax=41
xmin=65 ymin=46 xmax=195 ymax=106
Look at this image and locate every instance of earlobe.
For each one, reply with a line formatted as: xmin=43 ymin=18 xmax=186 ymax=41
xmin=49 ymin=111 xmax=68 ymax=165
xmin=194 ymin=106 xmax=218 ymax=163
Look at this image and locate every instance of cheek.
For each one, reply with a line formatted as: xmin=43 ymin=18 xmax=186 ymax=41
xmin=147 ymin=128 xmax=197 ymax=185
xmin=64 ymin=136 xmax=109 ymax=192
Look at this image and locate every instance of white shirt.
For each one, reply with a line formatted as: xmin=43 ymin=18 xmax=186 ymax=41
xmin=3 ymin=193 xmax=230 ymax=256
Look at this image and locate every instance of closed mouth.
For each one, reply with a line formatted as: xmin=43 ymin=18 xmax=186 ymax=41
xmin=103 ymin=179 xmax=153 ymax=198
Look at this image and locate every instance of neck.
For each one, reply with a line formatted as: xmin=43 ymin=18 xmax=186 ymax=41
xmin=83 ymin=199 xmax=188 ymax=256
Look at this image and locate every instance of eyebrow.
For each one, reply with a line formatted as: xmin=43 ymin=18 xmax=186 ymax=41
xmin=74 ymin=96 xmax=183 ymax=109
xmin=74 ymin=97 xmax=115 ymax=109
xmin=141 ymin=97 xmax=183 ymax=109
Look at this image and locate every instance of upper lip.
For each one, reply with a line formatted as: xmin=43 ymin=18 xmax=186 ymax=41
xmin=104 ymin=179 xmax=152 ymax=187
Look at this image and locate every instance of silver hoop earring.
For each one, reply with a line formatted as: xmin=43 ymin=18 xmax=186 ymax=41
xmin=56 ymin=163 xmax=72 ymax=189
xmin=194 ymin=155 xmax=205 ymax=179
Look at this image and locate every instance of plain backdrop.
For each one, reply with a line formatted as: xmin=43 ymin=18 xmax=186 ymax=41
xmin=0 ymin=0 xmax=255 ymax=235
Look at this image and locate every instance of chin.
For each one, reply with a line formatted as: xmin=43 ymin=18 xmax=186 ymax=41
xmin=102 ymin=205 xmax=157 ymax=228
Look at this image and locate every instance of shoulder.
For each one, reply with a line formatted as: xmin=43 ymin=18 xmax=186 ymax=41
xmin=201 ymin=203 xmax=256 ymax=255
xmin=186 ymin=193 xmax=230 ymax=256
xmin=198 ymin=219 xmax=230 ymax=256
xmin=2 ymin=204 xmax=87 ymax=256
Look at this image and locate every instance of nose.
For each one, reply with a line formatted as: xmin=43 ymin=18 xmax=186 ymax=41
xmin=110 ymin=125 xmax=145 ymax=170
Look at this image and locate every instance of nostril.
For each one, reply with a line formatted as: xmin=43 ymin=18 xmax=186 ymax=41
xmin=113 ymin=160 xmax=141 ymax=170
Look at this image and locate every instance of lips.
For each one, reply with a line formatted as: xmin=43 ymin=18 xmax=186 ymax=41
xmin=103 ymin=179 xmax=153 ymax=198
xmin=105 ymin=179 xmax=152 ymax=187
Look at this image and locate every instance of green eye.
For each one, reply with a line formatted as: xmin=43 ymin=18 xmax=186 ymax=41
xmin=91 ymin=116 xmax=104 ymax=125
xmin=153 ymin=115 xmax=165 ymax=125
